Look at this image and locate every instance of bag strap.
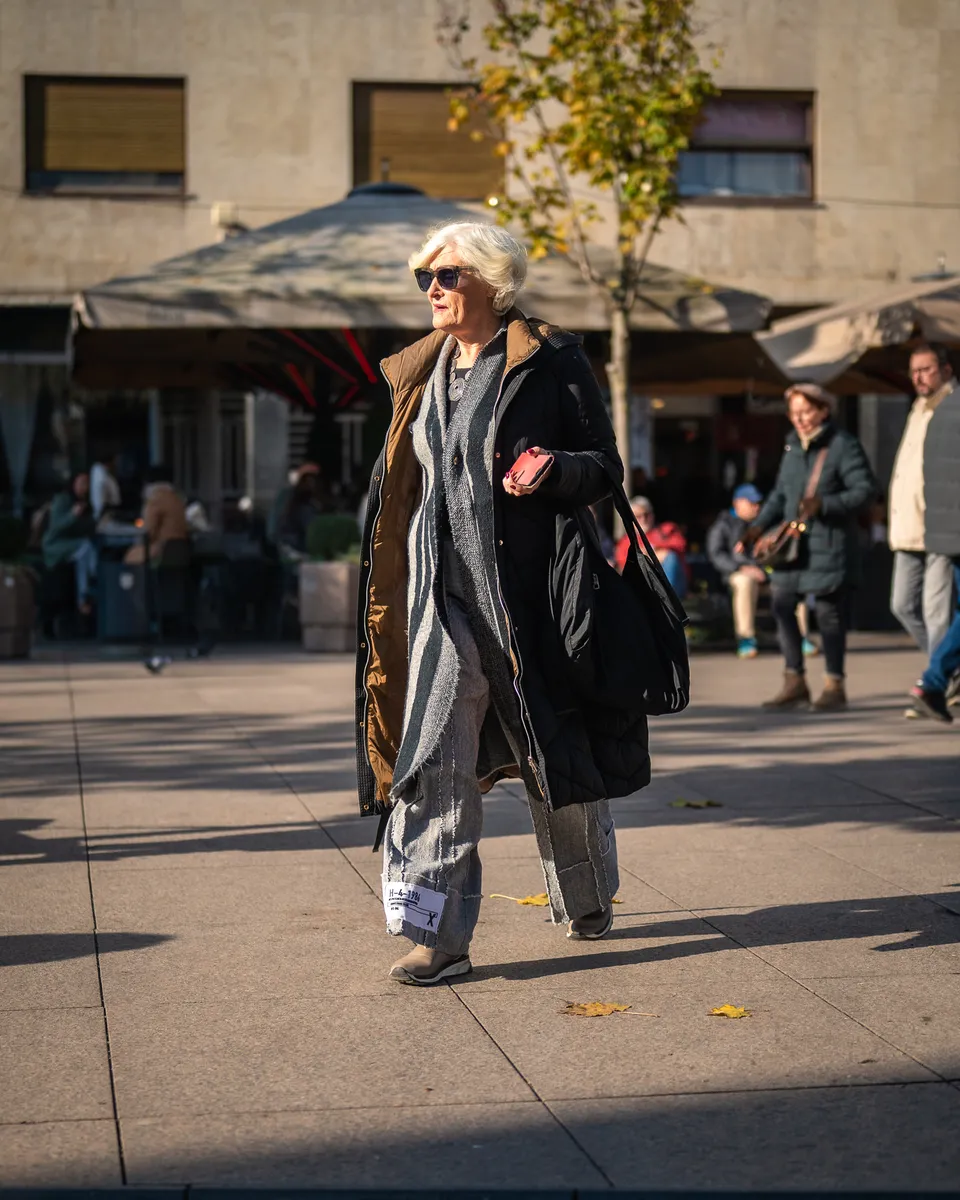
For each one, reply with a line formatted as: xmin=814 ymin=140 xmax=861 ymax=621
xmin=599 ymin=459 xmax=685 ymax=613
xmin=804 ymin=447 xmax=830 ymax=501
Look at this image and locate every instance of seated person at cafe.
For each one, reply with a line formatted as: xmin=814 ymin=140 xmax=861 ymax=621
xmin=615 ymin=495 xmax=688 ymax=598
xmin=273 ymin=462 xmax=325 ymax=556
xmin=125 ymin=464 xmax=189 ymax=564
xmin=707 ymin=483 xmax=767 ymax=659
xmin=42 ymin=471 xmax=98 ymax=615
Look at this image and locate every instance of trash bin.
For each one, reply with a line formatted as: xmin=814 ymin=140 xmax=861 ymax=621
xmin=97 ymin=560 xmax=148 ymax=641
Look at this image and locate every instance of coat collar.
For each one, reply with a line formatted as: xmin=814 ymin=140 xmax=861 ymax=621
xmin=380 ymin=307 xmax=577 ymax=398
xmin=788 ymin=420 xmax=836 ymax=452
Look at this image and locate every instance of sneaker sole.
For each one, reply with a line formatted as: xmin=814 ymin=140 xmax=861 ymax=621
xmin=910 ymin=695 xmax=953 ymax=725
xmin=389 ymin=957 xmax=472 ymax=986
xmin=567 ymin=912 xmax=614 ymax=941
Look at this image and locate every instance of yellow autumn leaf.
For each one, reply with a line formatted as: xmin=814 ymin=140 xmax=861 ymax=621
xmin=489 ymin=892 xmax=551 ymax=906
xmin=563 ymin=1001 xmax=632 ymax=1017
xmin=709 ymin=1004 xmax=751 ymax=1019
xmin=491 ymin=893 xmax=624 ymax=907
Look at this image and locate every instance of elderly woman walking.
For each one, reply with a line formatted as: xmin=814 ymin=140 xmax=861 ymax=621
xmin=751 ymin=383 xmax=876 ymax=711
xmin=355 ymin=222 xmax=652 ymax=984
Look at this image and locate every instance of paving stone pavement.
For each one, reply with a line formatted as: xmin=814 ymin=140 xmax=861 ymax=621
xmin=1 ymin=636 xmax=958 ymax=1191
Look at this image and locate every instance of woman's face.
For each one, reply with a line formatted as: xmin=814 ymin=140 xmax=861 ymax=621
xmin=788 ymin=393 xmax=827 ymax=439
xmin=424 ymin=244 xmax=495 ymax=337
xmin=73 ymin=473 xmax=90 ymax=500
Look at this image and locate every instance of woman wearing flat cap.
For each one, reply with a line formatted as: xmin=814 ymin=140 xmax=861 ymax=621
xmin=355 ymin=221 xmax=651 ymax=984
xmin=750 ymin=382 xmax=876 ymax=711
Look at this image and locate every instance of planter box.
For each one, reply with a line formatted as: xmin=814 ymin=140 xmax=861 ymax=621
xmin=299 ymin=560 xmax=360 ymax=654
xmin=0 ymin=567 xmax=34 ymax=659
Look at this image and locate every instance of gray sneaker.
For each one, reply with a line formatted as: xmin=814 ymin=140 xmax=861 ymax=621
xmin=388 ymin=945 xmax=472 ymax=985
xmin=567 ymin=906 xmax=614 ymax=941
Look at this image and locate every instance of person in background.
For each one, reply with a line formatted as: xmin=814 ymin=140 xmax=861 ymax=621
xmin=888 ymin=343 xmax=958 ymax=714
xmin=277 ymin=462 xmax=324 ymax=555
xmin=905 ymin=344 xmax=960 ymax=721
xmin=125 ymin=464 xmax=189 ymax=564
xmin=89 ymin=453 xmax=121 ymax=521
xmin=707 ymin=483 xmax=767 ymax=658
xmin=751 ymin=383 xmax=876 ymax=711
xmin=42 ymin=471 xmax=97 ymax=614
xmin=616 ymin=495 xmax=687 ymax=598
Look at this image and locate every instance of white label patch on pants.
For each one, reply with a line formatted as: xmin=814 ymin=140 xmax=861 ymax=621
xmin=383 ymin=880 xmax=446 ymax=932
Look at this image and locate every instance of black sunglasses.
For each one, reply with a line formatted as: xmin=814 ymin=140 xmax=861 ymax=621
xmin=414 ymin=266 xmax=471 ymax=292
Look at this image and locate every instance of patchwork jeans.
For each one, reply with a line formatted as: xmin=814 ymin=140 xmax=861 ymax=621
xmin=382 ymin=593 xmax=619 ymax=956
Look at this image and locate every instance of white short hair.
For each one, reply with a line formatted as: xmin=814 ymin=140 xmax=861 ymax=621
xmin=409 ymin=221 xmax=527 ymax=315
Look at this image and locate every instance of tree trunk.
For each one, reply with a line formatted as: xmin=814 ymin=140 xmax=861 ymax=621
xmin=606 ymin=304 xmax=632 ymax=494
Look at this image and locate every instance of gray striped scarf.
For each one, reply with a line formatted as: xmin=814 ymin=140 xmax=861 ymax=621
xmin=391 ymin=329 xmax=526 ymax=798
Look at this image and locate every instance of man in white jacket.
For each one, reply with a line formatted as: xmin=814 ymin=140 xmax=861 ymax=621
xmin=889 ymin=344 xmax=956 ymax=663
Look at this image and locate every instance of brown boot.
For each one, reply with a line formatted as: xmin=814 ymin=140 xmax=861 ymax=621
xmin=812 ymin=676 xmax=847 ymax=711
xmin=388 ymin=944 xmax=472 ymax=985
xmin=762 ymin=670 xmax=810 ymax=710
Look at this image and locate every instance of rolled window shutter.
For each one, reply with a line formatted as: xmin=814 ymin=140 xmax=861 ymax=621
xmin=43 ymin=80 xmax=185 ymax=173
xmin=365 ymin=85 xmax=501 ymax=200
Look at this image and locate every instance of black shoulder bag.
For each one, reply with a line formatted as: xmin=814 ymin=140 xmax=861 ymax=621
xmin=552 ymin=465 xmax=690 ymax=716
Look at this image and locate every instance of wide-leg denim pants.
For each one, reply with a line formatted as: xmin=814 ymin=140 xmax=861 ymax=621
xmin=382 ymin=593 xmax=619 ymax=956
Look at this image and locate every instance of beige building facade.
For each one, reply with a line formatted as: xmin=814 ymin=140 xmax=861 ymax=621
xmin=0 ymin=0 xmax=957 ymax=527
xmin=1 ymin=0 xmax=958 ymax=305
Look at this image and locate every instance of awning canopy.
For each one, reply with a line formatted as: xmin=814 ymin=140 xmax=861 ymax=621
xmin=74 ymin=185 xmax=770 ymax=336
xmin=755 ymin=274 xmax=960 ymax=385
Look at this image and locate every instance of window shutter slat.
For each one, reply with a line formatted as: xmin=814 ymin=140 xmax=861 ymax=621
xmin=366 ymin=87 xmax=501 ymax=200
xmin=44 ymin=82 xmax=185 ymax=173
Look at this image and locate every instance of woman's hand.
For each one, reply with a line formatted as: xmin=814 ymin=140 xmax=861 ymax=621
xmin=502 ymin=447 xmax=552 ymax=497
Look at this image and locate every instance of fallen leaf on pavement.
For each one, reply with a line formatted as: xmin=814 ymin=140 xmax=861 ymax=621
xmin=709 ymin=1004 xmax=751 ymax=1018
xmin=671 ymin=798 xmax=722 ymax=809
xmin=563 ymin=1001 xmax=632 ymax=1017
xmin=491 ymin=893 xmax=622 ymax=907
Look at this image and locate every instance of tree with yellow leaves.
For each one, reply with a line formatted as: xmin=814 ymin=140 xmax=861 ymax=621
xmin=438 ymin=0 xmax=716 ymax=480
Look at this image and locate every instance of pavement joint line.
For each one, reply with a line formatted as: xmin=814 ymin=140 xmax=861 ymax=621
xmin=689 ymin=905 xmax=957 ymax=1087
xmin=65 ymin=653 xmax=128 ymax=1187
xmin=818 ymin=769 xmax=960 ymax=818
xmin=446 ymin=987 xmax=615 ymax=1189
xmin=781 ymin=838 xmax=960 ymax=922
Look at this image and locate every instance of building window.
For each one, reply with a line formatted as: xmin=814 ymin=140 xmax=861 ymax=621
xmin=353 ymin=82 xmax=502 ymax=201
xmin=678 ymin=92 xmax=813 ymax=202
xmin=24 ymin=75 xmax=185 ymax=195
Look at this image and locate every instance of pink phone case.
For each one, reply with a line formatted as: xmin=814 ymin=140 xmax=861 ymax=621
xmin=509 ymin=450 xmax=554 ymax=487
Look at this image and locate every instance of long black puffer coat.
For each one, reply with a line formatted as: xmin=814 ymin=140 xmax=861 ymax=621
xmin=355 ymin=310 xmax=651 ymax=818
